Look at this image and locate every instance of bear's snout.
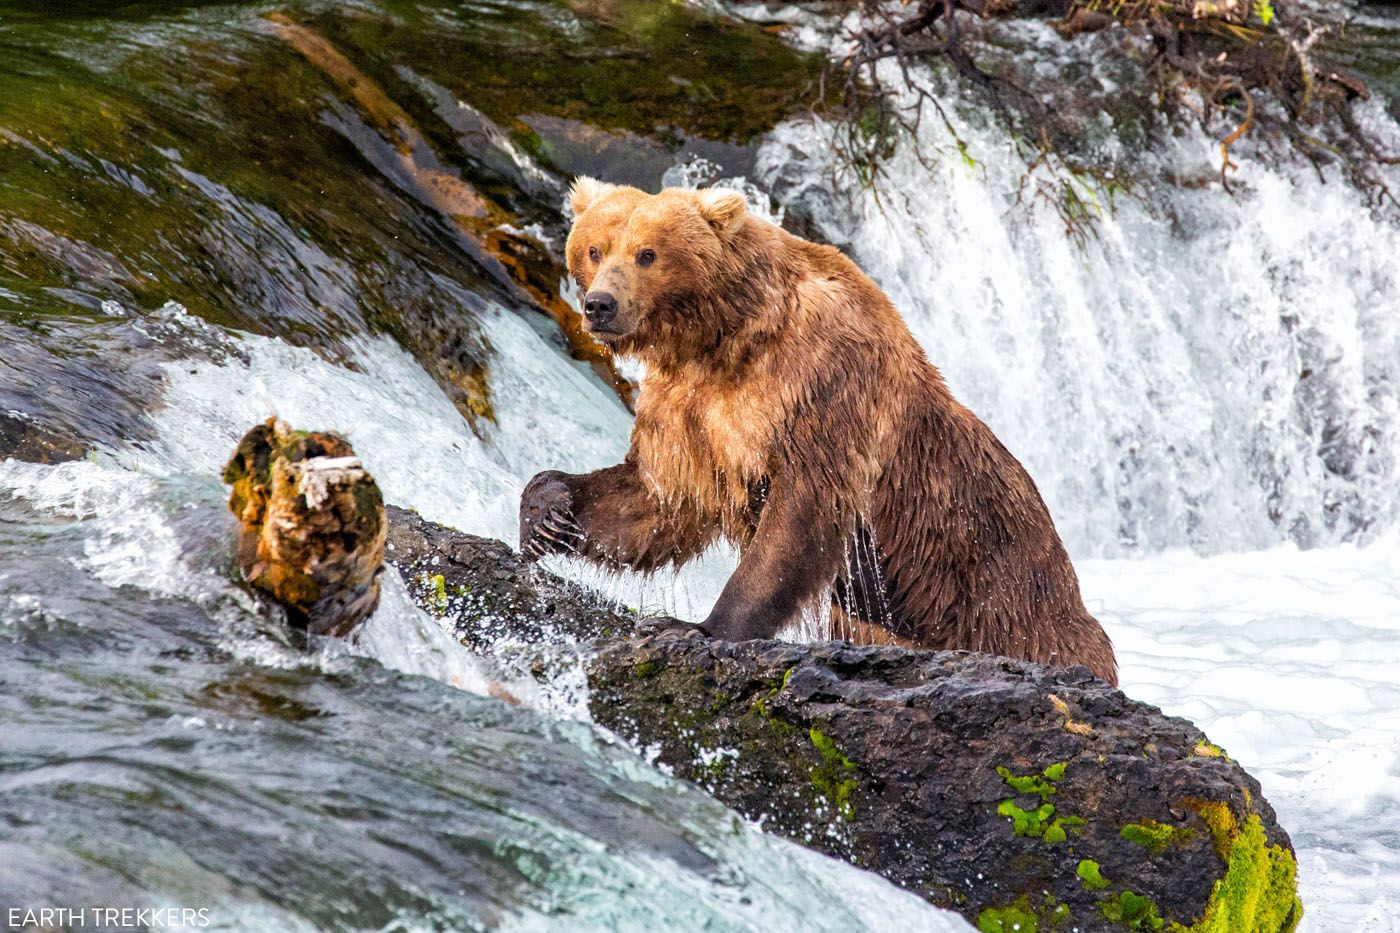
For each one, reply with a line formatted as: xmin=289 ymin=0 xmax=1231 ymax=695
xmin=584 ymin=291 xmax=619 ymax=328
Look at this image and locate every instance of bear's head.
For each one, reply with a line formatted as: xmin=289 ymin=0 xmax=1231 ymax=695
xmin=565 ymin=177 xmax=749 ymax=359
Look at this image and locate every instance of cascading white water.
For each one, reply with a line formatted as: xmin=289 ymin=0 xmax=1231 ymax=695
xmin=752 ymin=20 xmax=1400 ymax=559
xmin=133 ymin=301 xmax=631 ymax=537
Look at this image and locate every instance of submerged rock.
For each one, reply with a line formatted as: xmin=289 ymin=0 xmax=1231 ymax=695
xmin=223 ymin=419 xmax=387 ymax=637
xmin=387 ymin=510 xmax=1302 ymax=932
xmin=0 ymin=411 xmax=86 ymax=464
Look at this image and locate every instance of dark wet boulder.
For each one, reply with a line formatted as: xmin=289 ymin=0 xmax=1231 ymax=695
xmin=385 ymin=510 xmax=1301 ymax=932
xmin=590 ymin=633 xmax=1301 ymax=932
xmin=0 ymin=411 xmax=87 ymax=464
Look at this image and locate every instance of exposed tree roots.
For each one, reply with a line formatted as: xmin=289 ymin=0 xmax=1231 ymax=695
xmin=819 ymin=0 xmax=1397 ymax=227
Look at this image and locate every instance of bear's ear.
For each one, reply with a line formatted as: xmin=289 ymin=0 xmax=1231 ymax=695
xmin=569 ymin=176 xmax=621 ymax=216
xmin=696 ymin=188 xmax=747 ymax=235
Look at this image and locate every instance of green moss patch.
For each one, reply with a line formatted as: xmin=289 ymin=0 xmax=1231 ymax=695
xmin=1078 ymin=859 xmax=1110 ymax=891
xmin=977 ymin=895 xmax=1070 ymax=933
xmin=739 ymin=672 xmax=859 ymax=822
xmin=750 ymin=670 xmax=799 ymax=737
xmin=808 ymin=727 xmax=858 ymax=820
xmin=997 ymin=764 xmax=1061 ymax=800
xmin=1101 ymin=891 xmax=1164 ymax=931
xmin=998 ymin=798 xmax=1057 ymax=837
xmin=1121 ymin=818 xmax=1196 ymax=855
xmin=1171 ymin=808 xmax=1302 ymax=932
xmin=978 ymin=902 xmax=1041 ymax=933
xmin=996 ymin=763 xmax=1082 ymax=844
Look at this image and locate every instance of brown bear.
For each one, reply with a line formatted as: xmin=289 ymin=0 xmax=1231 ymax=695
xmin=520 ymin=177 xmax=1117 ymax=685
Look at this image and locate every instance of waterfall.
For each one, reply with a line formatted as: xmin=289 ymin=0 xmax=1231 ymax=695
xmin=749 ymin=19 xmax=1400 ymax=558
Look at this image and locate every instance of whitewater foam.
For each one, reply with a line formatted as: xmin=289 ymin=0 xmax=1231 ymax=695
xmin=134 ymin=303 xmax=629 ymax=543
xmin=1088 ymin=541 xmax=1400 ymax=929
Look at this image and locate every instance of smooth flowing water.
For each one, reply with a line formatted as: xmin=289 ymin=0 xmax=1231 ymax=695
xmin=2 ymin=0 xmax=1399 ymax=930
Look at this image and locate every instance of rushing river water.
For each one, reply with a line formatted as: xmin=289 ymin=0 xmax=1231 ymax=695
xmin=3 ymin=1 xmax=1399 ymax=930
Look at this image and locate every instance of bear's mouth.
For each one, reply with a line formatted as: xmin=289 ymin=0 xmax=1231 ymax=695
xmin=587 ymin=326 xmax=627 ymax=343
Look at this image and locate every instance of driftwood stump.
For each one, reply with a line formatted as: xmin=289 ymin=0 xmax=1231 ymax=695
xmin=222 ymin=418 xmax=386 ymax=637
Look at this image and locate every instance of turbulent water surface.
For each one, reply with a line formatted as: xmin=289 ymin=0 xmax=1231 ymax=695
xmin=3 ymin=0 xmax=1400 ymax=930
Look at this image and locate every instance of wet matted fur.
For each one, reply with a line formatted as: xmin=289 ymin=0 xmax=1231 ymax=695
xmin=520 ymin=178 xmax=1116 ymax=686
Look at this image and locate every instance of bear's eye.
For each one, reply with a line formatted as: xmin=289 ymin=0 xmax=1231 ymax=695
xmin=636 ymin=248 xmax=657 ymax=268
xmin=588 ymin=246 xmax=601 ymax=263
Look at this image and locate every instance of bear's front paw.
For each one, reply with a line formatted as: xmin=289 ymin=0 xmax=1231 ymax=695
xmin=519 ymin=471 xmax=584 ymax=561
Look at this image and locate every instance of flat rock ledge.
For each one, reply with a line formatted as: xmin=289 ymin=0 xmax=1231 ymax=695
xmin=386 ymin=507 xmax=1302 ymax=933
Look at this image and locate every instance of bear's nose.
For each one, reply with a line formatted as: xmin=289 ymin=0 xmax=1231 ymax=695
xmin=584 ymin=291 xmax=618 ymax=327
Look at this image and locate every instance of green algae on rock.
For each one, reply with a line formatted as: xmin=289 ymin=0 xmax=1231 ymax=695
xmin=807 ymin=726 xmax=860 ymax=821
xmin=995 ymin=763 xmax=1085 ymax=844
xmin=977 ymin=894 xmax=1071 ymax=932
xmin=1078 ymin=859 xmax=1110 ymax=891
xmin=1121 ymin=818 xmax=1197 ymax=855
xmin=1174 ymin=804 xmax=1302 ymax=932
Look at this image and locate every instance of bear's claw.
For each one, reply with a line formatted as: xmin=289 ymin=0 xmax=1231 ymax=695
xmin=520 ymin=471 xmax=583 ymax=560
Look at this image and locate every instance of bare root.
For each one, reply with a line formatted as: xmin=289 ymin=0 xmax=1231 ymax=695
xmin=816 ymin=0 xmax=1395 ymax=223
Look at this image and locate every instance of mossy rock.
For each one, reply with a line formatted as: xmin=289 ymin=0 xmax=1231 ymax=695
xmin=223 ymin=419 xmax=387 ymax=638
xmin=586 ymin=633 xmax=1302 ymax=932
xmin=390 ymin=513 xmax=1301 ymax=932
